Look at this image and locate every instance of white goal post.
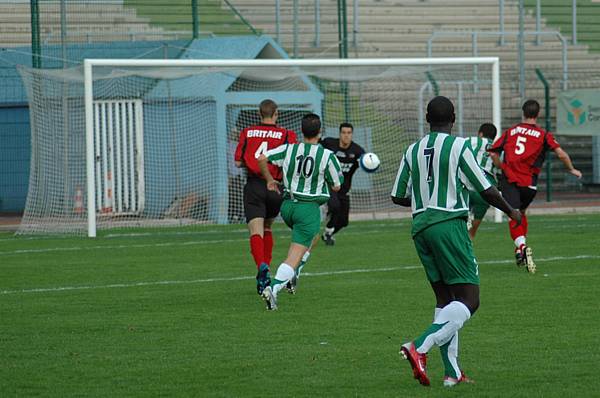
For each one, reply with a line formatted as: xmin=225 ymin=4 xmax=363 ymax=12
xmin=18 ymin=57 xmax=502 ymax=237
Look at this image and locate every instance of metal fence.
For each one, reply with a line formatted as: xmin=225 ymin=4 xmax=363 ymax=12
xmin=0 ymin=0 xmax=258 ymax=67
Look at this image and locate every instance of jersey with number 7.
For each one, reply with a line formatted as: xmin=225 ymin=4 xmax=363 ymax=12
xmin=235 ymin=124 xmax=298 ymax=180
xmin=489 ymin=122 xmax=560 ymax=187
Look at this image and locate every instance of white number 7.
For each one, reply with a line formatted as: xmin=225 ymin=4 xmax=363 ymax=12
xmin=515 ymin=136 xmax=527 ymax=155
xmin=254 ymin=141 xmax=269 ymax=158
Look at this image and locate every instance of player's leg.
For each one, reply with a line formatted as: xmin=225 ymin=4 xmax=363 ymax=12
xmin=243 ymin=178 xmax=272 ymax=294
xmin=517 ymin=186 xmax=538 ymax=273
xmin=331 ymin=193 xmax=350 ymax=236
xmin=428 ymin=279 xmax=463 ymax=384
xmin=400 ymin=231 xmax=440 ymax=386
xmin=262 ymin=201 xmax=320 ymax=309
xmin=323 ymin=191 xmax=340 ymax=245
xmin=403 ymin=219 xmax=478 ymax=386
xmin=499 ymin=176 xmax=528 ymax=266
xmin=244 ymin=178 xmax=267 ymax=267
xmin=263 ymin=187 xmax=283 ymax=266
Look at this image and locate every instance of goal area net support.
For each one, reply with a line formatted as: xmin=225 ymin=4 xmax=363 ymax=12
xmin=17 ymin=57 xmax=501 ymax=237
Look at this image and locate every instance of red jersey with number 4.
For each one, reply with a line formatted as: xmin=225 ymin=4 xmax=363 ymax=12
xmin=234 ymin=124 xmax=297 ymax=180
xmin=489 ymin=122 xmax=560 ymax=187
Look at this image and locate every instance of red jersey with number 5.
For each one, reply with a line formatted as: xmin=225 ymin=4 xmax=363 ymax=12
xmin=489 ymin=122 xmax=560 ymax=187
xmin=234 ymin=124 xmax=297 ymax=180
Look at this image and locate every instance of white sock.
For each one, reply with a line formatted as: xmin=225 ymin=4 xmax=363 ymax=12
xmin=435 ymin=306 xmax=460 ymax=376
xmin=514 ymin=236 xmax=526 ymax=248
xmin=417 ymin=301 xmax=471 ymax=354
xmin=301 ymin=250 xmax=311 ymax=263
xmin=272 ymin=263 xmax=295 ymax=297
xmin=434 ymin=307 xmax=442 ymax=322
xmin=298 ymin=251 xmax=310 ymax=277
xmin=325 ymin=227 xmax=334 ymax=235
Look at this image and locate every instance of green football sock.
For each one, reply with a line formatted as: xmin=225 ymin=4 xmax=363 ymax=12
xmin=414 ymin=322 xmax=446 ymax=353
xmin=440 ymin=337 xmax=461 ymax=379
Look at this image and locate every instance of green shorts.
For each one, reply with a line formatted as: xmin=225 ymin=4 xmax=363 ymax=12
xmin=413 ymin=218 xmax=480 ymax=285
xmin=280 ymin=199 xmax=321 ymax=247
xmin=469 ymin=189 xmax=489 ymax=220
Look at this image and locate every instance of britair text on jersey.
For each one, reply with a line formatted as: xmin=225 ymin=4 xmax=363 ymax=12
xmin=246 ymin=130 xmax=284 ymax=139
xmin=509 ymin=126 xmax=541 ymax=138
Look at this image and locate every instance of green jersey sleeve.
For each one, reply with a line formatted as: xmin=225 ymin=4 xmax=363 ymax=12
xmin=391 ymin=154 xmax=411 ymax=198
xmin=266 ymin=144 xmax=288 ymax=167
xmin=325 ymin=152 xmax=344 ymax=187
xmin=458 ymin=143 xmax=492 ymax=193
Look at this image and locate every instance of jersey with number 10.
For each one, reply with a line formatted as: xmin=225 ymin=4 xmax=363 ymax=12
xmin=489 ymin=122 xmax=560 ymax=187
xmin=234 ymin=124 xmax=297 ymax=180
xmin=391 ymin=132 xmax=491 ymax=236
xmin=266 ymin=142 xmax=343 ymax=204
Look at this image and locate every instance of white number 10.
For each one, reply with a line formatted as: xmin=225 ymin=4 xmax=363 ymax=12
xmin=515 ymin=136 xmax=527 ymax=155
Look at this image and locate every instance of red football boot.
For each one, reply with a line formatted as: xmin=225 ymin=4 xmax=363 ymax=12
xmin=400 ymin=342 xmax=430 ymax=386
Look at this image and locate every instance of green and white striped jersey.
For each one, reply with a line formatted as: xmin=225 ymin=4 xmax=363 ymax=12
xmin=391 ymin=132 xmax=492 ymax=235
xmin=468 ymin=136 xmax=497 ymax=178
xmin=266 ymin=142 xmax=344 ymax=204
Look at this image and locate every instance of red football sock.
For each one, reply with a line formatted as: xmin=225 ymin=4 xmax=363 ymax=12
xmin=509 ymin=219 xmax=525 ymax=241
xmin=521 ymin=214 xmax=528 ymax=236
xmin=249 ymin=234 xmax=264 ymax=268
xmin=263 ymin=230 xmax=274 ymax=265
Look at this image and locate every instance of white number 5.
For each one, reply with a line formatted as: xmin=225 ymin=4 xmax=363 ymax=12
xmin=254 ymin=141 xmax=269 ymax=158
xmin=515 ymin=136 xmax=527 ymax=155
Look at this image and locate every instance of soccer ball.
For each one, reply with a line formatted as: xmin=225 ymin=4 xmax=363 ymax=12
xmin=359 ymin=152 xmax=380 ymax=173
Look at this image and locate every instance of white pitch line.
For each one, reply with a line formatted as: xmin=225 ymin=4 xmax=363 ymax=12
xmin=0 ymin=239 xmax=248 ymax=255
xmin=3 ymin=255 xmax=600 ymax=296
xmin=0 ymin=229 xmax=384 ymax=256
xmin=479 ymin=254 xmax=600 ymax=265
xmin=0 ymin=265 xmax=420 ymax=295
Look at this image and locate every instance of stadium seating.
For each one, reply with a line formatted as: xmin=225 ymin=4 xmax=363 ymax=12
xmin=230 ymin=0 xmax=597 ymax=190
xmin=0 ymin=2 xmax=170 ymax=46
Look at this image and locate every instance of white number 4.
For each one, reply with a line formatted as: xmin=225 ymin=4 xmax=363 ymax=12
xmin=515 ymin=136 xmax=527 ymax=155
xmin=254 ymin=141 xmax=269 ymax=158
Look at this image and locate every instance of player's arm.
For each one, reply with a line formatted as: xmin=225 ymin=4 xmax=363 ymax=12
xmin=234 ymin=130 xmax=246 ymax=168
xmin=391 ymin=154 xmax=411 ymax=207
xmin=489 ymin=152 xmax=503 ymax=170
xmin=257 ymin=144 xmax=288 ymax=192
xmin=257 ymin=154 xmax=277 ymax=191
xmin=553 ymin=147 xmax=582 ymax=178
xmin=479 ymin=186 xmax=520 ymax=223
xmin=459 ymin=145 xmax=521 ymax=224
xmin=325 ymin=153 xmax=343 ymax=192
xmin=487 ymin=129 xmax=507 ymax=170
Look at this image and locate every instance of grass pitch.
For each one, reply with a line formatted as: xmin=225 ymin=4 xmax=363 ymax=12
xmin=1 ymin=213 xmax=599 ymax=397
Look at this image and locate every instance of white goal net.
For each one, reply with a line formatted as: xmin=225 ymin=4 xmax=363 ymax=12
xmin=17 ymin=58 xmax=500 ymax=236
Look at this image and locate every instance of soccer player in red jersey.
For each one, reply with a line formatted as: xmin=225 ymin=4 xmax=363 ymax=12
xmin=489 ymin=100 xmax=582 ymax=272
xmin=234 ymin=100 xmax=297 ymax=294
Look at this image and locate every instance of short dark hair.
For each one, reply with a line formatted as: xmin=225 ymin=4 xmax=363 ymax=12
xmin=301 ymin=113 xmax=321 ymax=138
xmin=478 ymin=123 xmax=497 ymax=140
xmin=259 ymin=99 xmax=277 ymax=119
xmin=426 ymin=96 xmax=455 ymax=126
xmin=339 ymin=122 xmax=353 ymax=132
xmin=522 ymin=99 xmax=540 ymax=119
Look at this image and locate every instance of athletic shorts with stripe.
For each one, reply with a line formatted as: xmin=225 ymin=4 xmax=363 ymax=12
xmin=280 ymin=199 xmax=321 ymax=247
xmin=413 ymin=218 xmax=480 ymax=285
